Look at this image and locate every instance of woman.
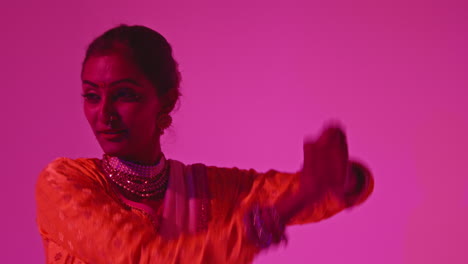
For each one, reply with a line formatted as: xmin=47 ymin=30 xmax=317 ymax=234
xmin=35 ymin=25 xmax=374 ymax=264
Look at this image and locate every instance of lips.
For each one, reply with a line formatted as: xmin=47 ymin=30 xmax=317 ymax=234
xmin=98 ymin=129 xmax=127 ymax=141
xmin=99 ymin=129 xmax=127 ymax=134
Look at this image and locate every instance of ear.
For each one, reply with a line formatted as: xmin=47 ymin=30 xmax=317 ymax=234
xmin=161 ymin=88 xmax=179 ymax=113
xmin=157 ymin=114 xmax=172 ymax=133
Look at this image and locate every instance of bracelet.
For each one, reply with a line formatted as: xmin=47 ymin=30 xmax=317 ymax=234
xmin=245 ymin=204 xmax=287 ymax=249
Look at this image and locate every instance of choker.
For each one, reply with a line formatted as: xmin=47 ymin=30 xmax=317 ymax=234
xmin=101 ymin=154 xmax=170 ymax=199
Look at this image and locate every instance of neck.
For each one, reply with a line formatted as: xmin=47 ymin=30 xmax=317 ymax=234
xmin=118 ymin=141 xmax=163 ymax=165
xmin=120 ymin=151 xmax=163 ymax=165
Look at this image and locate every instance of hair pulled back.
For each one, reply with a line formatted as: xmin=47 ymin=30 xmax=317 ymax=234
xmin=82 ymin=24 xmax=181 ymax=114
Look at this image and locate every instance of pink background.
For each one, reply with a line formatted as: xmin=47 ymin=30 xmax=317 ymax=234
xmin=2 ymin=0 xmax=467 ymax=263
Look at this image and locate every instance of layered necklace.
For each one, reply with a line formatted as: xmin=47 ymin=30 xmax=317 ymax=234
xmin=101 ymin=154 xmax=170 ymax=199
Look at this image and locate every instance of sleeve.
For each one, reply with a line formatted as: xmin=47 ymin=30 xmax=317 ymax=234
xmin=207 ymin=160 xmax=374 ymax=226
xmin=286 ymin=160 xmax=374 ymax=225
xmin=35 ymin=158 xmax=167 ymax=264
xmin=206 ymin=166 xmax=257 ymax=222
xmin=41 ymin=237 xmax=86 ymax=264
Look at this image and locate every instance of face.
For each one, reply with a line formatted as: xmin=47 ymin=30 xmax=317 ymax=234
xmin=81 ymin=54 xmax=162 ymax=163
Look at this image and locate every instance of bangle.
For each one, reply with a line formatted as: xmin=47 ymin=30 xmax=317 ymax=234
xmin=245 ymin=204 xmax=287 ymax=249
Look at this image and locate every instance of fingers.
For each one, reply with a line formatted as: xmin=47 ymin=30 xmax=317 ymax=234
xmin=305 ymin=125 xmax=349 ymax=161
xmin=302 ymin=124 xmax=350 ymax=200
xmin=317 ymin=125 xmax=347 ymax=149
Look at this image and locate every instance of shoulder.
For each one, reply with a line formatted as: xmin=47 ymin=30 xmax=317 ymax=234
xmin=41 ymin=156 xmax=100 ymax=171
xmin=35 ymin=156 xmax=111 ymax=218
xmin=36 ymin=157 xmax=103 ymax=191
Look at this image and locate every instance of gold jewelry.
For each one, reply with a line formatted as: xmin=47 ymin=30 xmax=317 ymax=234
xmin=101 ymin=154 xmax=169 ymax=199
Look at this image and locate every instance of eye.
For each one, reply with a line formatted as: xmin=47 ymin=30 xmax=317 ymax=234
xmin=115 ymin=89 xmax=141 ymax=102
xmin=81 ymin=92 xmax=101 ymax=103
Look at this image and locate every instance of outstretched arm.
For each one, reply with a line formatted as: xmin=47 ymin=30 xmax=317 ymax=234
xmin=241 ymin=125 xmax=374 ymax=248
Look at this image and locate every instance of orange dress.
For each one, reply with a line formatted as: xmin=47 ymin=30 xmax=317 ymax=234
xmin=35 ymin=157 xmax=373 ymax=264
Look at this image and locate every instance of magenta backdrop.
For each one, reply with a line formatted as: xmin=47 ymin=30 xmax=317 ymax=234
xmin=1 ymin=0 xmax=467 ymax=263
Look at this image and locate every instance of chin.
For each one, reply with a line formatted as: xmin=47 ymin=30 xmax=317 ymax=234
xmin=99 ymin=142 xmax=129 ymax=157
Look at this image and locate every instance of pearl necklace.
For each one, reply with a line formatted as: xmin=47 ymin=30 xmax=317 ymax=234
xmin=101 ymin=154 xmax=169 ymax=199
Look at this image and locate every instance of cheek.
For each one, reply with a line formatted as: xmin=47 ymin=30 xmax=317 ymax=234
xmin=119 ymin=104 xmax=150 ymax=123
xmin=83 ymin=104 xmax=98 ymax=128
xmin=126 ymin=106 xmax=158 ymax=132
xmin=137 ymin=110 xmax=158 ymax=131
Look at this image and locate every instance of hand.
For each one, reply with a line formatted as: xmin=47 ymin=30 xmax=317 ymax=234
xmin=274 ymin=124 xmax=350 ymax=224
xmin=299 ymin=124 xmax=349 ymax=204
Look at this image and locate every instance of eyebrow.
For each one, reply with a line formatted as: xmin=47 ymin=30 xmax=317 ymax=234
xmin=82 ymin=78 xmax=143 ymax=88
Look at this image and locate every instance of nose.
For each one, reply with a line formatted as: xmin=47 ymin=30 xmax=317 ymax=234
xmin=99 ymin=96 xmax=117 ymax=125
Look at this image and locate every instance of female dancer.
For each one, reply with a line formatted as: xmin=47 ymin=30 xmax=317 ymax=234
xmin=36 ymin=24 xmax=373 ymax=264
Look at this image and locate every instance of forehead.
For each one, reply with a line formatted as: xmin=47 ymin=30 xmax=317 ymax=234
xmin=81 ymin=55 xmax=149 ymax=87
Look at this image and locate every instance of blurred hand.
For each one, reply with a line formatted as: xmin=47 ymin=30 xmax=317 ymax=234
xmin=273 ymin=123 xmax=351 ymax=225
xmin=299 ymin=124 xmax=349 ymax=203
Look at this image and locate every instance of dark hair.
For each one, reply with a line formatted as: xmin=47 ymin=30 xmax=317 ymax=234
xmin=82 ymin=24 xmax=181 ymax=114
